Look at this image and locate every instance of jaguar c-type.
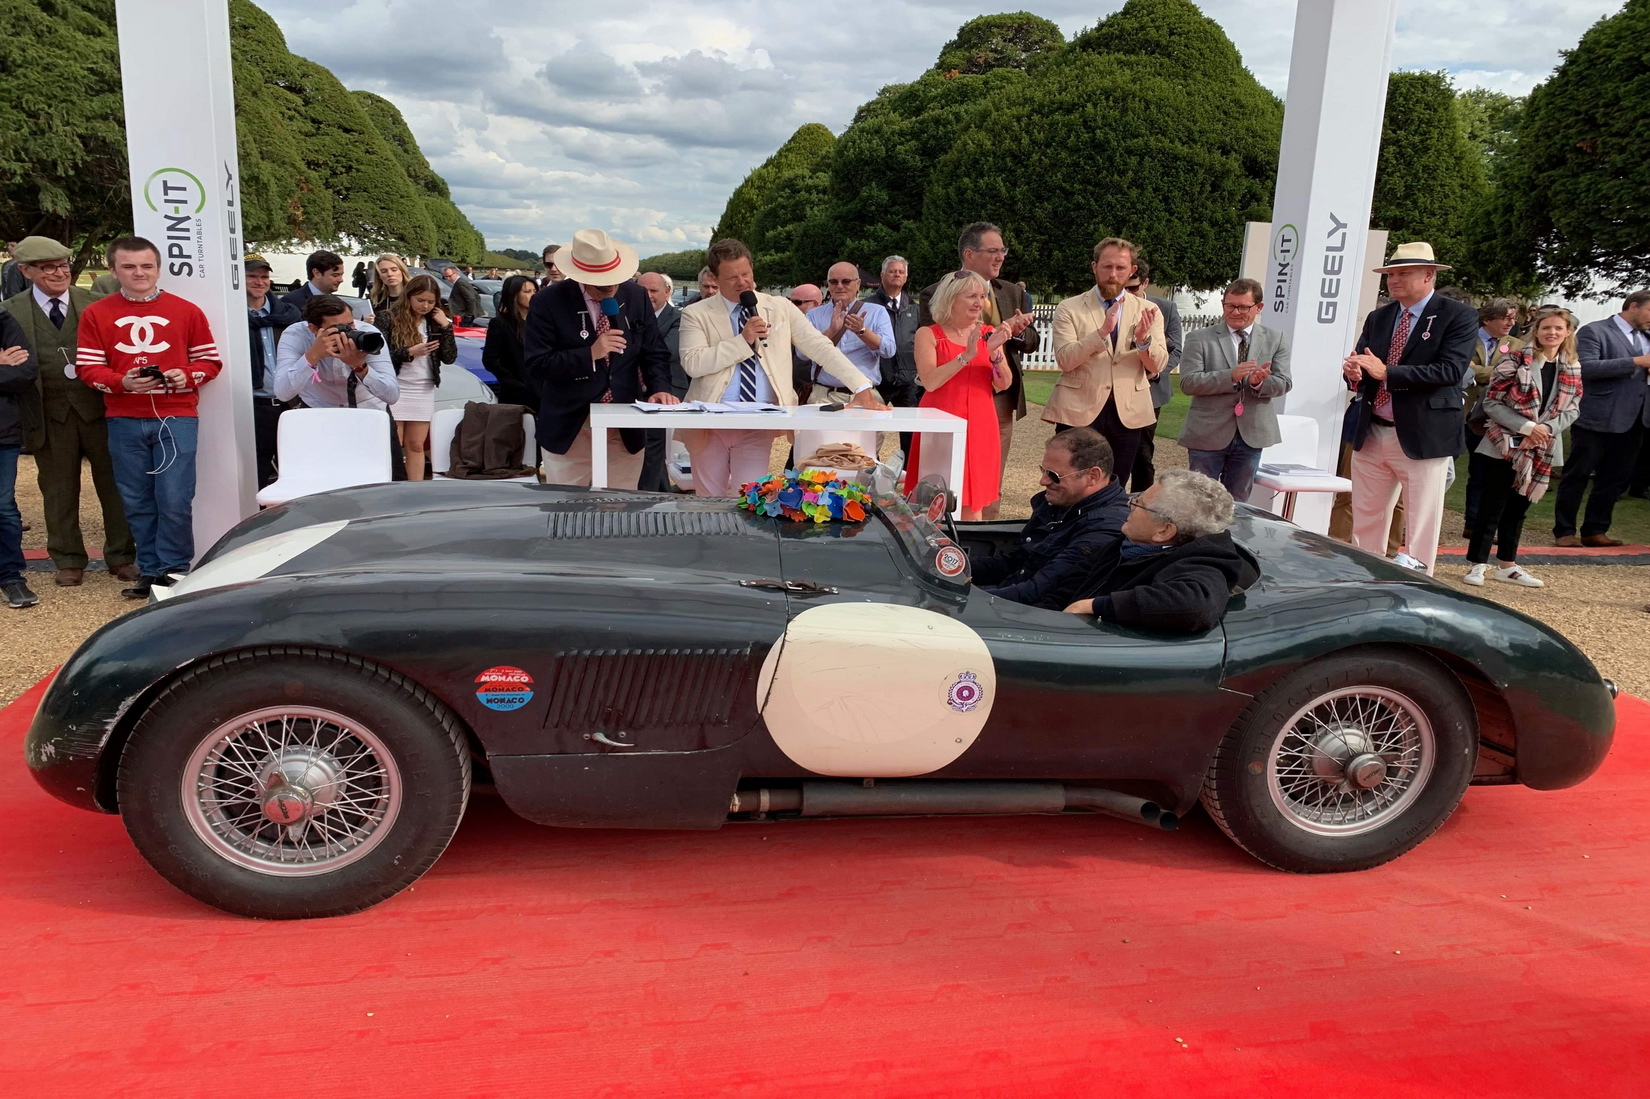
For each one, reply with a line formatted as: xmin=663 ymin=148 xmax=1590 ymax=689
xmin=25 ymin=473 xmax=1616 ymax=918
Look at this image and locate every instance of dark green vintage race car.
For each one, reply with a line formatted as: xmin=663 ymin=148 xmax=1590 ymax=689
xmin=25 ymin=477 xmax=1616 ymax=919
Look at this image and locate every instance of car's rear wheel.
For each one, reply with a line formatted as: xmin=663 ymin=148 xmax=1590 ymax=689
xmin=1201 ymin=648 xmax=1475 ymax=872
xmin=118 ymin=649 xmax=471 ymax=918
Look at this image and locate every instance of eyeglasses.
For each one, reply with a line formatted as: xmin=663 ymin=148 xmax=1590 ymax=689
xmin=1128 ymin=493 xmax=1169 ymax=519
xmin=1222 ymin=300 xmax=1263 ymax=311
xmin=26 ymin=261 xmax=70 ymax=274
xmin=826 ymin=278 xmax=857 ymax=286
xmin=971 ymin=247 xmax=1010 ymax=257
xmin=1040 ymin=465 xmax=1097 ymax=485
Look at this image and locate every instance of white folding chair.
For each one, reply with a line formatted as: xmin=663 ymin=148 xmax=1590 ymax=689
xmin=1249 ymin=414 xmax=1352 ymax=521
xmin=432 ymin=409 xmax=539 ymax=483
xmin=793 ymin=427 xmax=880 ymax=479
xmin=256 ymin=408 xmax=393 ymax=507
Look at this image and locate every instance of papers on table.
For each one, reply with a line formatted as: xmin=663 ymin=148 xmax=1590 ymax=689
xmin=630 ymin=400 xmax=788 ymax=413
xmin=1258 ymin=462 xmax=1337 ymax=477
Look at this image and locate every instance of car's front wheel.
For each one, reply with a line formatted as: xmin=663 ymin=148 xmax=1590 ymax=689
xmin=1202 ymin=648 xmax=1476 ymax=872
xmin=118 ymin=649 xmax=471 ymax=918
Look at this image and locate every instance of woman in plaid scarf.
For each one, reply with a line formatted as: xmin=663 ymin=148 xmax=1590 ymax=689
xmin=1463 ymin=308 xmax=1583 ymax=588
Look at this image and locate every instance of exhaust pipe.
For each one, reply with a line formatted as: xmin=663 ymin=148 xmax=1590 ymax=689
xmin=730 ymin=781 xmax=1176 ymax=831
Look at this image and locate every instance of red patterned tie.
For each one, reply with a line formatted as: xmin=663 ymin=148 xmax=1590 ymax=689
xmin=1373 ymin=308 xmax=1411 ymax=418
xmin=594 ymin=309 xmax=613 ymax=402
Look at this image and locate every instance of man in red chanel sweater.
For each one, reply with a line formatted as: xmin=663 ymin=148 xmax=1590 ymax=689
xmin=76 ymin=236 xmax=222 ymax=599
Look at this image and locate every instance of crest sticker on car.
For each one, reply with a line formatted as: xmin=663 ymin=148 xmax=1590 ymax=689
xmin=945 ymin=671 xmax=984 ymax=713
xmin=475 ymin=665 xmax=534 ymax=711
xmin=935 ymin=545 xmax=966 ymax=577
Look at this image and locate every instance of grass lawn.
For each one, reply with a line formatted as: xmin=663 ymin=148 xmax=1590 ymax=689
xmin=1021 ymin=370 xmax=1650 ymax=543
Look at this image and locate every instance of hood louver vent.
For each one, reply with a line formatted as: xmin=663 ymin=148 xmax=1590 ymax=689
xmin=545 ymin=510 xmax=757 ymax=539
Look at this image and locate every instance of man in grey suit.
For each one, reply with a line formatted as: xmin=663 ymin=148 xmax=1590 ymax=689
xmin=1177 ymin=278 xmax=1292 ymax=501
xmin=637 ymin=271 xmax=686 ymax=491
xmin=1552 ymin=289 xmax=1650 ymax=546
xmin=1125 ymin=260 xmax=1182 ymax=490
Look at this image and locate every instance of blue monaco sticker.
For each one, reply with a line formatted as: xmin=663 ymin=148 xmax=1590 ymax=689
xmin=476 ymin=665 xmax=534 ymax=711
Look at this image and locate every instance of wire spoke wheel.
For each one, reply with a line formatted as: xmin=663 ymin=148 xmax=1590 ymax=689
xmin=1266 ymin=686 xmax=1435 ymax=837
xmin=181 ymin=706 xmax=403 ymax=877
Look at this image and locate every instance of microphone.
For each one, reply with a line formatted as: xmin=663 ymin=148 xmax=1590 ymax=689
xmin=599 ymin=296 xmax=624 ymax=366
xmin=739 ymin=290 xmax=767 ymax=348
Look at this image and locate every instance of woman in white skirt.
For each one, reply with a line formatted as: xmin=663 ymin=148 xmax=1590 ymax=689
xmin=384 ymin=274 xmax=456 ymax=480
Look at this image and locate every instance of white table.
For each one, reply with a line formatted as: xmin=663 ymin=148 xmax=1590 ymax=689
xmin=1252 ymin=469 xmax=1353 ymax=522
xmin=588 ymin=405 xmax=968 ymax=514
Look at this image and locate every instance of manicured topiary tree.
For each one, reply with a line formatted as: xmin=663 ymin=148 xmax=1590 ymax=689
xmin=1369 ymin=71 xmax=1489 ymax=279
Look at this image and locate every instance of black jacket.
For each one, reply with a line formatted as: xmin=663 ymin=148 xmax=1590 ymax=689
xmin=868 ymin=289 xmax=921 ymax=389
xmin=447 ymin=276 xmax=483 ymax=322
xmin=1346 ymin=294 xmax=1478 ymax=460
xmin=0 ymin=308 xmax=39 ymax=447
xmin=278 ymin=282 xmax=320 ymax=313
xmin=655 ymin=302 xmax=687 ymax=397
xmin=482 ymin=314 xmax=538 ymax=409
xmin=382 ymin=304 xmax=457 ymax=387
xmin=247 ymin=296 xmax=303 ymax=392
xmin=523 ymin=279 xmax=672 ymax=455
xmin=1084 ymin=531 xmax=1260 ymax=635
xmin=971 ymin=481 xmax=1129 ymax=609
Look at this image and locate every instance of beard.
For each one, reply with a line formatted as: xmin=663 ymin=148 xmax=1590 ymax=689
xmin=1096 ymin=277 xmax=1125 ymax=299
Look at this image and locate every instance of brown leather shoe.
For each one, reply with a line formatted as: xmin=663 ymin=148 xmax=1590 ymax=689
xmin=108 ymin=563 xmax=141 ymax=582
xmin=1553 ymin=535 xmax=1582 ymax=547
xmin=1581 ymin=534 xmax=1625 ymax=548
xmin=55 ymin=568 xmax=85 ymax=587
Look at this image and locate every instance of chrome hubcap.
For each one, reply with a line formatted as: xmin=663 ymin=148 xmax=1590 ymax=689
xmin=1268 ymin=687 xmax=1435 ymax=836
xmin=182 ymin=707 xmax=402 ymax=876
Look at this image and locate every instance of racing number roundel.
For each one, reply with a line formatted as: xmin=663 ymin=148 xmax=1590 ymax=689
xmin=935 ymin=545 xmax=966 ymax=577
xmin=475 ymin=666 xmax=534 ymax=712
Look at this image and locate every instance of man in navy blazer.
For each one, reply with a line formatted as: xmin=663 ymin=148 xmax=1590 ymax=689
xmin=1552 ymin=290 xmax=1650 ymax=546
xmin=1341 ymin=242 xmax=1477 ymax=574
xmin=524 ymin=230 xmax=677 ymax=488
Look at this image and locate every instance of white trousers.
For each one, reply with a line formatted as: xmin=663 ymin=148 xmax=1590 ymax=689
xmin=1350 ymin=424 xmax=1451 ymax=574
xmin=541 ymin=418 xmax=644 ymax=490
xmin=691 ymin=429 xmax=778 ymax=497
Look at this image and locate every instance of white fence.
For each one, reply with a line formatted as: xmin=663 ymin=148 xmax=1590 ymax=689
xmin=1021 ymin=305 xmax=1220 ymax=371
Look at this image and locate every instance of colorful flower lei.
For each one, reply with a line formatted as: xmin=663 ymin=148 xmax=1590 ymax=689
xmin=738 ymin=469 xmax=870 ymax=523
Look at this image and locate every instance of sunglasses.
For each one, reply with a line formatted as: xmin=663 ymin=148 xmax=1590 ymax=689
xmin=826 ymin=278 xmax=858 ymax=286
xmin=790 ymin=298 xmax=819 ymax=307
xmin=1040 ymin=465 xmax=1098 ymax=485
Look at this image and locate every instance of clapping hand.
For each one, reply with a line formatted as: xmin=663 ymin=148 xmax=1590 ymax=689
xmin=1005 ymin=310 xmax=1035 ymax=337
xmin=1099 ymin=298 xmax=1122 ymax=339
xmin=1133 ymin=306 xmax=1157 ymax=344
xmin=986 ymin=324 xmax=1014 ymax=352
xmin=1234 ymin=359 xmax=1272 ymax=387
xmin=843 ymin=310 xmax=866 ymax=335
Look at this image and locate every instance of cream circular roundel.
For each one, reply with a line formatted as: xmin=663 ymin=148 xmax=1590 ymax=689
xmin=757 ymin=603 xmax=997 ymax=777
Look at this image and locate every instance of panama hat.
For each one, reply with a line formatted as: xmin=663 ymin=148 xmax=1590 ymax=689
xmin=553 ymin=229 xmax=639 ymax=286
xmin=1373 ymin=241 xmax=1452 ymax=272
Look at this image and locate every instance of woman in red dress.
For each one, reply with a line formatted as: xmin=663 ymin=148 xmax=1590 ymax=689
xmin=908 ymin=270 xmax=1014 ymax=518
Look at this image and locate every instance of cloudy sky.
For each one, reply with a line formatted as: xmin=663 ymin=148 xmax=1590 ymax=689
xmin=257 ymin=0 xmax=1623 ymax=257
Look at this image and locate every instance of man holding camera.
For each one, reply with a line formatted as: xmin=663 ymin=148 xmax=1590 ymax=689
xmin=75 ymin=236 xmax=222 ymax=599
xmin=274 ymin=294 xmax=403 ymax=478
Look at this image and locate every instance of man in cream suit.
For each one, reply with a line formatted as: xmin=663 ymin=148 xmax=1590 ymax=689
xmin=1046 ymin=238 xmax=1167 ymax=479
xmin=678 ymin=238 xmax=886 ymax=497
xmin=1178 ymin=278 xmax=1292 ymax=500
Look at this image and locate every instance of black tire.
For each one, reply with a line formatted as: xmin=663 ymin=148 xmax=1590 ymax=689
xmin=117 ymin=648 xmax=471 ymax=919
xmin=1201 ymin=647 xmax=1475 ymax=873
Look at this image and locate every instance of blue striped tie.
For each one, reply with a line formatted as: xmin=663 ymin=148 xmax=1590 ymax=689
xmin=735 ymin=305 xmax=760 ymax=401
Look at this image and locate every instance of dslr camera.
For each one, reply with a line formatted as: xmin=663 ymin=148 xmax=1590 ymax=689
xmin=329 ymin=323 xmax=385 ymax=355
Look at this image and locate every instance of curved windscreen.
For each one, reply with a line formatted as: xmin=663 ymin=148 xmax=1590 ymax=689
xmin=869 ymin=465 xmax=971 ymax=592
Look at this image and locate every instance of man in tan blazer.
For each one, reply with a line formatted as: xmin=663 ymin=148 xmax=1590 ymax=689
xmin=678 ymin=238 xmax=885 ymax=497
xmin=1045 ymin=238 xmax=1166 ymax=481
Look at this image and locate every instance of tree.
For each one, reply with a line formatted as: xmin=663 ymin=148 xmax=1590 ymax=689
xmin=1454 ymin=87 xmax=1524 ymax=170
xmin=0 ymin=0 xmax=483 ymax=266
xmin=710 ymin=123 xmax=835 ymax=247
xmin=918 ymin=0 xmax=1284 ymax=292
xmin=1369 ymin=72 xmax=1490 ymax=282
xmin=1487 ymin=0 xmax=1650 ymax=297
xmin=638 ymin=249 xmax=708 ymax=281
xmin=934 ymin=12 xmax=1064 ymax=76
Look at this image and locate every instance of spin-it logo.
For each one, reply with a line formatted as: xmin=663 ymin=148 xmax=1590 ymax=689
xmin=144 ymin=167 xmax=206 ymax=278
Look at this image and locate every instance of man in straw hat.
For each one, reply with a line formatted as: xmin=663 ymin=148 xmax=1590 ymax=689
xmin=524 ymin=229 xmax=679 ymax=488
xmin=1340 ymin=241 xmax=1478 ymax=575
xmin=0 ymin=236 xmax=140 ymax=586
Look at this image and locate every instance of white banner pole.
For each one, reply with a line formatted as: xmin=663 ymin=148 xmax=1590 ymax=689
xmin=115 ymin=0 xmax=257 ymax=558
xmin=1266 ymin=0 xmax=1399 ymax=534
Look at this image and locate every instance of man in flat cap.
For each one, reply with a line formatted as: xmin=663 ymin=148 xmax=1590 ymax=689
xmin=0 ymin=236 xmax=138 ymax=586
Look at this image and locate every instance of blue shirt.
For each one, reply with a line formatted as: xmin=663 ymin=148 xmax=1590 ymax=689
xmin=720 ymin=296 xmax=775 ymax=404
xmin=249 ymin=301 xmax=277 ymax=397
xmin=803 ymin=299 xmax=895 ymax=389
xmin=1476 ymin=326 xmax=1499 ymax=364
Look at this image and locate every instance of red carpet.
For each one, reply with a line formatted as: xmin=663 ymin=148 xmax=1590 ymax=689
xmin=2 ymin=676 xmax=1647 ymax=1097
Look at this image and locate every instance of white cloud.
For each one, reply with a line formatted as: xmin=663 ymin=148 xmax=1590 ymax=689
xmin=254 ymin=0 xmax=1626 ymax=256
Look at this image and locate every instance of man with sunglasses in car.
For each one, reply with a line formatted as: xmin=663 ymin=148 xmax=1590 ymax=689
xmin=968 ymin=427 xmax=1129 ymax=609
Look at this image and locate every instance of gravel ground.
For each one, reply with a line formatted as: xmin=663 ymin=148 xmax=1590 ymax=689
xmin=4 ymin=427 xmax=1646 ymax=708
